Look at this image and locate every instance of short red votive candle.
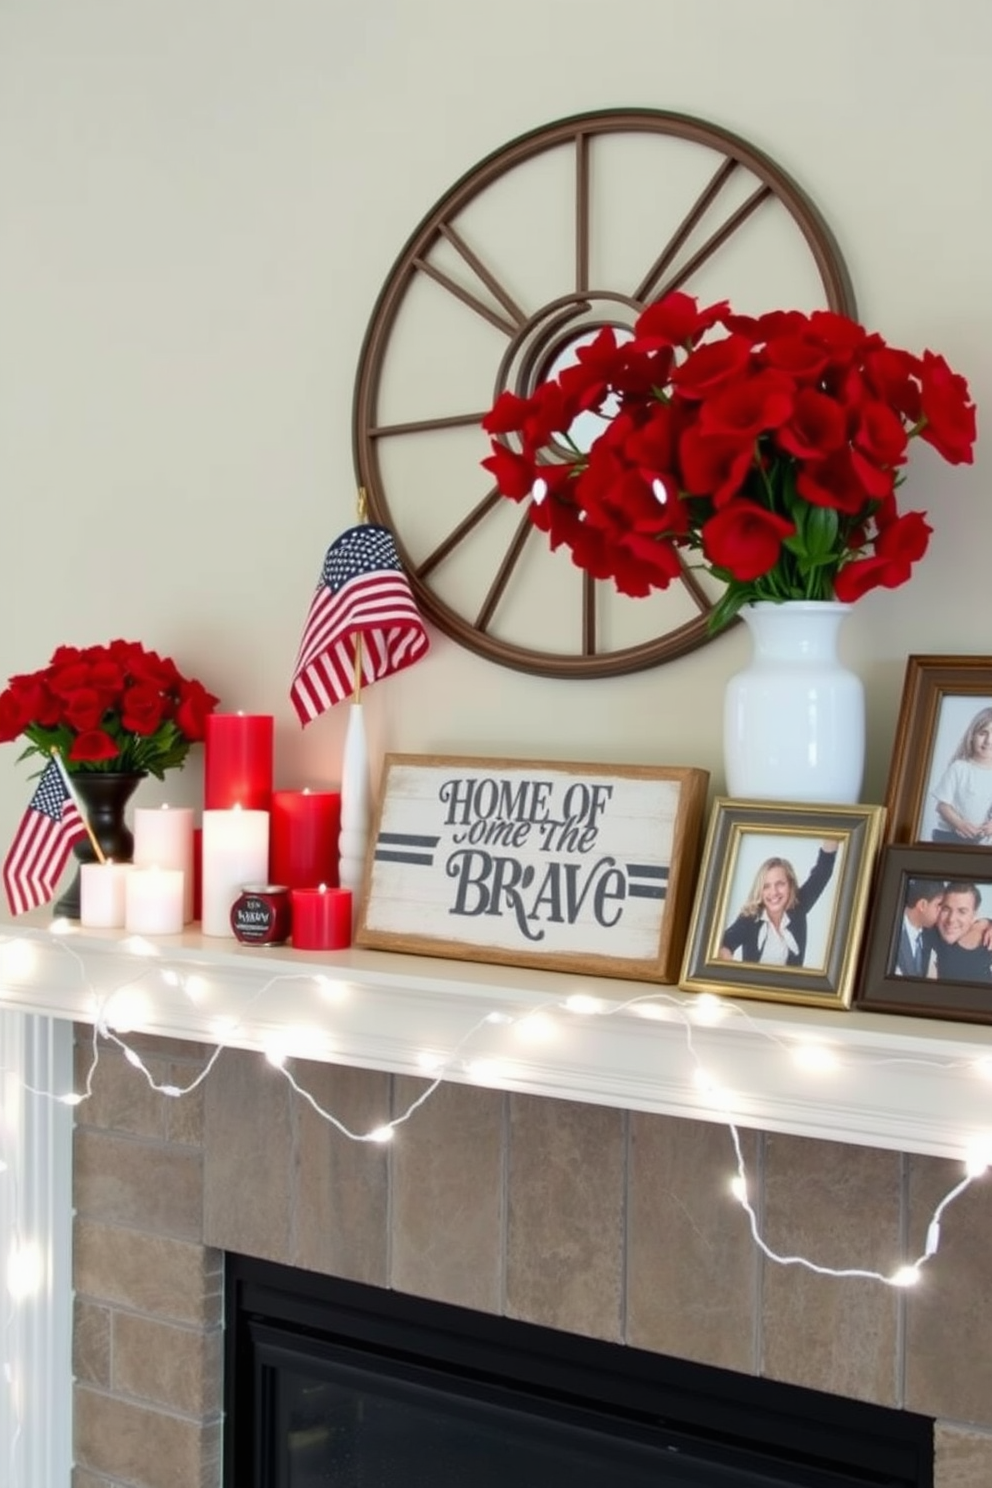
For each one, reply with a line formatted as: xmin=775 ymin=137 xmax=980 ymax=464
xmin=291 ymin=884 xmax=352 ymax=951
xmin=204 ymin=712 xmax=274 ymax=810
xmin=270 ymin=789 xmax=341 ymax=890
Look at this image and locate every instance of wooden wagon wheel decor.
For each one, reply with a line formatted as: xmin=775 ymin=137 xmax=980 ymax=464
xmin=352 ymin=108 xmax=856 ymax=680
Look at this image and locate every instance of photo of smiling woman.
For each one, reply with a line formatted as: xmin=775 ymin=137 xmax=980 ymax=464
xmin=718 ymin=837 xmax=842 ymax=972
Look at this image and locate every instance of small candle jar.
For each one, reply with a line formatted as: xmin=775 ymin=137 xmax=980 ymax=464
xmin=231 ymin=885 xmax=291 ymax=946
xmin=290 ymin=884 xmax=353 ymax=951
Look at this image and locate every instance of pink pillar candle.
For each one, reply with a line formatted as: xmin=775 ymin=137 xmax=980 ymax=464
xmin=290 ymin=885 xmax=353 ymax=951
xmin=270 ymin=790 xmax=341 ymax=889
xmin=204 ymin=713 xmax=274 ymax=810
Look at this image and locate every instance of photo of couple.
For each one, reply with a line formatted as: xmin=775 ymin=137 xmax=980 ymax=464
xmin=895 ymin=876 xmax=992 ymax=985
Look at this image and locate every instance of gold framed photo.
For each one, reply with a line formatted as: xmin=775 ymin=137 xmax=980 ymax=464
xmin=884 ymin=655 xmax=992 ymax=848
xmin=855 ymin=844 xmax=992 ymax=1025
xmin=680 ymin=798 xmax=885 ymax=1009
xmin=356 ymin=753 xmax=709 ymax=983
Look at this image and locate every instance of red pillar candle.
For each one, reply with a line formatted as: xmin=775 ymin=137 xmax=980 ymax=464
xmin=290 ymin=885 xmax=352 ymax=951
xmin=270 ymin=790 xmax=341 ymax=889
xmin=204 ymin=713 xmax=274 ymax=810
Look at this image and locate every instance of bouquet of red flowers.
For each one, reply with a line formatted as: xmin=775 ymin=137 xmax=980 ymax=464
xmin=0 ymin=639 xmax=220 ymax=779
xmin=481 ymin=292 xmax=977 ymax=633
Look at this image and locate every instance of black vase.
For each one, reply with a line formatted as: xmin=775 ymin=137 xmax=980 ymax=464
xmin=54 ymin=771 xmax=146 ymax=920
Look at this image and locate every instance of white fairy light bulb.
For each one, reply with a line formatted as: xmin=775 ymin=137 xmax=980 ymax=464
xmin=530 ymin=476 xmax=548 ymax=506
xmin=690 ymin=993 xmax=726 ymax=1025
xmin=792 ymin=1042 xmax=839 ymax=1073
xmin=514 ymin=1012 xmax=556 ymax=1044
xmin=369 ymin=1125 xmax=394 ymax=1144
xmin=730 ymin=1175 xmax=748 ymax=1203
xmin=565 ymin=994 xmax=605 ymax=1015
xmin=7 ymin=1242 xmax=43 ymax=1301
xmin=891 ymin=1265 xmax=921 ymax=1288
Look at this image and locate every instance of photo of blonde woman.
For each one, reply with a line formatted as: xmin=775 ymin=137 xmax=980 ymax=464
xmin=719 ymin=838 xmax=842 ymax=972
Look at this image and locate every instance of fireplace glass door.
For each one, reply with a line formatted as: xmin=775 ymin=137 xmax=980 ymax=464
xmin=226 ymin=1255 xmax=933 ymax=1488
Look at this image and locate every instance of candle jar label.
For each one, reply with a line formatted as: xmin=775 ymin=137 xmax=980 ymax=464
xmin=231 ymin=886 xmax=291 ymax=946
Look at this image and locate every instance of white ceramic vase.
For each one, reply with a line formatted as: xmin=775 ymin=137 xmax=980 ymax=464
xmin=722 ymin=601 xmax=865 ymax=805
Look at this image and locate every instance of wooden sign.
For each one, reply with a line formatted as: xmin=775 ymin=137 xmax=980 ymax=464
xmin=356 ymin=755 xmax=709 ymax=983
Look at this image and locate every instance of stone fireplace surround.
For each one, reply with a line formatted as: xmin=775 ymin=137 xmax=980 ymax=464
xmin=71 ymin=1027 xmax=992 ymax=1488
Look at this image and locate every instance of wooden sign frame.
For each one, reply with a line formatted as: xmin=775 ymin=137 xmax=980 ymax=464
xmin=355 ymin=754 xmax=709 ymax=983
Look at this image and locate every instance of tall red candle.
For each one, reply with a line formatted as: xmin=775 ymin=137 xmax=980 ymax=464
xmin=291 ymin=885 xmax=352 ymax=950
xmin=204 ymin=713 xmax=274 ymax=810
xmin=270 ymin=790 xmax=341 ymax=889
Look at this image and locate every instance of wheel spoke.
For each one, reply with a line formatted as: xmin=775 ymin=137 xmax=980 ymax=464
xmin=416 ymin=486 xmax=505 ymax=579
xmin=436 ymin=223 xmax=528 ymax=327
xmin=369 ymin=410 xmax=491 ymax=438
xmin=575 ymin=131 xmax=591 ymax=293
xmin=676 ymin=555 xmax=716 ymax=614
xmin=647 ymin=183 xmax=773 ymax=302
xmin=632 ymin=157 xmax=739 ymax=303
xmin=475 ymin=507 xmax=535 ymax=632
xmin=582 ymin=572 xmax=597 ymax=655
xmin=412 ymin=255 xmax=519 ymax=336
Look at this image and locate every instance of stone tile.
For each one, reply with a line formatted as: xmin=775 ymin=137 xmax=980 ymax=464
xmin=761 ymin=1134 xmax=901 ymax=1405
xmin=293 ymin=1062 xmax=390 ymax=1285
xmin=74 ymin=1220 xmax=222 ymax=1328
xmin=73 ymin=1043 xmax=170 ymax=1141
xmin=117 ymin=1032 xmax=215 ymax=1063
xmin=627 ymin=1112 xmax=758 ymax=1373
xmin=506 ymin=1094 xmax=624 ymax=1342
xmin=165 ymin=1060 xmax=206 ymax=1148
xmin=74 ymin=1386 xmax=221 ymax=1488
xmin=905 ymin=1154 xmax=992 ymax=1426
xmin=73 ymin=1298 xmax=111 ymax=1388
xmin=113 ymin=1313 xmax=222 ymax=1416
xmin=72 ymin=1471 xmax=114 ymax=1488
xmin=74 ymin=1129 xmax=204 ymax=1241
xmin=202 ymin=1048 xmax=293 ymax=1262
xmin=935 ymin=1422 xmax=992 ymax=1487
xmin=391 ymin=1077 xmax=503 ymax=1312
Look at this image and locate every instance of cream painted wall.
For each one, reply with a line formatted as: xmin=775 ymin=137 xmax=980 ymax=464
xmin=0 ymin=0 xmax=988 ymax=847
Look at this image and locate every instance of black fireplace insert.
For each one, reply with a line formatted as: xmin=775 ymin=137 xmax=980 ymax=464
xmin=224 ymin=1253 xmax=933 ymax=1488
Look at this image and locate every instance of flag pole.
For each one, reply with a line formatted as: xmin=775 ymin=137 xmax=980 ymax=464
xmin=51 ymin=750 xmax=106 ymax=864
xmin=339 ymin=488 xmax=372 ymax=903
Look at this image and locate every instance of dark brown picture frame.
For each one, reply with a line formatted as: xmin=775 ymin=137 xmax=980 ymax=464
xmin=679 ymin=798 xmax=884 ymax=1009
xmin=884 ymin=655 xmax=992 ymax=847
xmin=855 ymin=844 xmax=992 ymax=1024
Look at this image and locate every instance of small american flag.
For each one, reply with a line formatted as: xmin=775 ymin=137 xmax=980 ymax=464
xmin=290 ymin=524 xmax=430 ymax=725
xmin=3 ymin=758 xmax=88 ymax=916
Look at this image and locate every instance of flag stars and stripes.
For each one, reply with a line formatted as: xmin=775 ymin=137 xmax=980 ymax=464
xmin=290 ymin=524 xmax=430 ymax=726
xmin=3 ymin=759 xmax=88 ymax=916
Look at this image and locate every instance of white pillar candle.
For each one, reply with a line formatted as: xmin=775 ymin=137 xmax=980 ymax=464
xmin=201 ymin=807 xmax=269 ymax=938
xmin=124 ymin=866 xmax=185 ymax=936
xmin=133 ymin=805 xmax=195 ymax=922
xmin=80 ymin=862 xmax=133 ymax=929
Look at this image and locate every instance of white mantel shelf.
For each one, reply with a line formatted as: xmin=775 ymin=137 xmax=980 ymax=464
xmin=2 ymin=911 xmax=992 ymax=1161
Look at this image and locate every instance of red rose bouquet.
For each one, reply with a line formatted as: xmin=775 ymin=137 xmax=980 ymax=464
xmin=0 ymin=639 xmax=220 ymax=779
xmin=481 ymin=292 xmax=977 ymax=633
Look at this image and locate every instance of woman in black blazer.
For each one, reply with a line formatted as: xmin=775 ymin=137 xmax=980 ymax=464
xmin=719 ymin=841 xmax=839 ymax=967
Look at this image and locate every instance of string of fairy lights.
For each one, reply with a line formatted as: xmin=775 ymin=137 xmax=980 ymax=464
xmin=2 ymin=919 xmax=991 ymax=1484
xmin=3 ymin=920 xmax=989 ymax=1285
